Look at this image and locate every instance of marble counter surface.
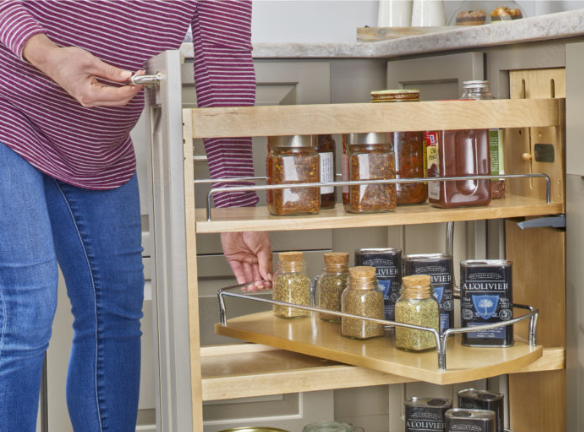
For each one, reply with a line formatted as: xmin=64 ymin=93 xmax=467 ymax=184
xmin=181 ymin=9 xmax=584 ymax=59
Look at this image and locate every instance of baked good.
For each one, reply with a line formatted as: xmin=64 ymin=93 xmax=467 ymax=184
xmin=490 ymin=6 xmax=523 ymax=22
xmin=455 ymin=10 xmax=487 ymax=26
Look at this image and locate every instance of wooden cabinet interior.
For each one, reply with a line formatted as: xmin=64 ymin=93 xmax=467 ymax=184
xmin=180 ymin=94 xmax=566 ymax=431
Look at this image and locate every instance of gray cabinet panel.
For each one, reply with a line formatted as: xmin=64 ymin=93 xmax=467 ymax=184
xmin=566 ymin=42 xmax=584 ymax=177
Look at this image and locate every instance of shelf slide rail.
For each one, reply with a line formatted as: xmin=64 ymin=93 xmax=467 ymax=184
xmin=201 ymin=173 xmax=552 ymax=221
xmin=217 ymin=283 xmax=539 ymax=371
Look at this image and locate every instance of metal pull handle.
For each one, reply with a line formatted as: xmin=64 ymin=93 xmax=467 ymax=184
xmin=130 ymin=73 xmax=161 ymax=87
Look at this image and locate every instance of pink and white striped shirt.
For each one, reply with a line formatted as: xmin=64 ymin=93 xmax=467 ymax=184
xmin=0 ymin=0 xmax=258 ymax=207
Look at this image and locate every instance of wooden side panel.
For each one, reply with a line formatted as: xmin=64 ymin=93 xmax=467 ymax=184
xmin=507 ymin=69 xmax=566 ymax=207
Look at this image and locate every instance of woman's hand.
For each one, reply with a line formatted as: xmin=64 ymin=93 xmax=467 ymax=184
xmin=22 ymin=33 xmax=143 ymax=107
xmin=220 ymin=232 xmax=272 ymax=292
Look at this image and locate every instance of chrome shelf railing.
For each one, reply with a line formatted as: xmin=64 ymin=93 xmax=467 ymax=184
xmin=217 ymin=282 xmax=539 ymax=371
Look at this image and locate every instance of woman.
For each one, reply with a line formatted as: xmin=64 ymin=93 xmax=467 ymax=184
xmin=0 ymin=1 xmax=271 ymax=430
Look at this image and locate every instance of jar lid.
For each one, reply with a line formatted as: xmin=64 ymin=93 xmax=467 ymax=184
xmin=462 ymin=80 xmax=490 ymax=89
xmin=349 ymin=266 xmax=376 ymax=279
xmin=344 ymin=132 xmax=389 ymax=145
xmin=324 ymin=252 xmax=349 ymax=265
xmin=371 ymin=89 xmax=420 ymax=102
xmin=279 ymin=251 xmax=304 ymax=262
xmin=302 ymin=422 xmax=353 ymax=432
xmin=270 ymin=135 xmax=315 ymax=148
xmin=402 ymin=274 xmax=431 ymax=288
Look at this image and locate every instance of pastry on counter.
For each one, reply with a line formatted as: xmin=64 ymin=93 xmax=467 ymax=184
xmin=490 ymin=6 xmax=523 ymax=22
xmin=455 ymin=10 xmax=487 ymax=26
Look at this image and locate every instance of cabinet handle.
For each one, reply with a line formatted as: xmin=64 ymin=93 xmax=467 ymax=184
xmin=129 ymin=73 xmax=161 ymax=87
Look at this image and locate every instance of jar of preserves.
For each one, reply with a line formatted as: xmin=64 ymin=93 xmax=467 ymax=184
xmin=315 ymin=252 xmax=349 ymax=322
xmin=273 ymin=252 xmax=311 ymax=319
xmin=316 ymin=134 xmax=337 ymax=209
xmin=395 ymin=275 xmax=440 ymax=352
xmin=267 ymin=135 xmax=320 ymax=216
xmin=343 ymin=133 xmax=396 ymax=213
xmin=371 ymin=89 xmax=427 ymax=205
xmin=341 ymin=266 xmax=385 ymax=339
xmin=460 ymin=80 xmax=505 ymax=199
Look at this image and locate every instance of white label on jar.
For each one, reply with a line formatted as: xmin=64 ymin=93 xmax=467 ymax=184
xmin=319 ymin=152 xmax=334 ymax=194
xmin=428 ymin=181 xmax=440 ymax=200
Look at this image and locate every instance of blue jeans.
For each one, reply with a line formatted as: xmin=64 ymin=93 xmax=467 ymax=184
xmin=0 ymin=142 xmax=144 ymax=431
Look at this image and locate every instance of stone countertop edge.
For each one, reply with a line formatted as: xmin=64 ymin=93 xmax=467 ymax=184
xmin=180 ymin=9 xmax=584 ymax=60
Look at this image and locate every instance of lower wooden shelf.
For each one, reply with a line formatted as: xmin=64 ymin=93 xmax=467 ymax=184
xmin=195 ymin=195 xmax=563 ymax=234
xmin=200 ymin=343 xmax=565 ymax=401
xmin=214 ymin=311 xmax=549 ymax=386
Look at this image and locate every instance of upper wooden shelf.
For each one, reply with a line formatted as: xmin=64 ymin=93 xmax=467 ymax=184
xmin=187 ymin=98 xmax=563 ymax=139
xmin=200 ymin=343 xmax=565 ymax=401
xmin=214 ymin=311 xmax=548 ymax=386
xmin=195 ymin=196 xmax=562 ymax=234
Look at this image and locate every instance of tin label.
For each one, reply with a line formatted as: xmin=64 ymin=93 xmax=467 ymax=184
xmin=460 ymin=262 xmax=513 ymax=346
xmin=355 ymin=250 xmax=401 ymax=321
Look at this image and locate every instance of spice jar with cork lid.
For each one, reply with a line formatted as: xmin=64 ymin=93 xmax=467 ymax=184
xmin=273 ymin=252 xmax=311 ymax=319
xmin=371 ymin=89 xmax=428 ymax=205
xmin=343 ymin=133 xmax=396 ymax=214
xmin=395 ymin=275 xmax=440 ymax=352
xmin=341 ymin=266 xmax=385 ymax=339
xmin=267 ymin=135 xmax=320 ymax=216
xmin=315 ymin=252 xmax=350 ymax=322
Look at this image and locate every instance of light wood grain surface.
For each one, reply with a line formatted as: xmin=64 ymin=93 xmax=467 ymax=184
xmin=196 ymin=196 xmax=562 ymax=233
xmin=189 ymin=99 xmax=562 ymax=139
xmin=357 ymin=26 xmax=453 ymax=42
xmin=214 ymin=311 xmax=543 ymax=385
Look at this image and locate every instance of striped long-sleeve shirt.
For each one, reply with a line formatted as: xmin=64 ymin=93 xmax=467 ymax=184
xmin=0 ymin=0 xmax=258 ymax=207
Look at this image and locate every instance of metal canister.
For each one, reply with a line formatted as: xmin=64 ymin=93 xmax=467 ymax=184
xmin=445 ymin=408 xmax=496 ymax=432
xmin=404 ymin=253 xmax=454 ymax=334
xmin=458 ymin=389 xmax=504 ymax=432
xmin=405 ymin=397 xmax=452 ymax=432
xmin=354 ymin=248 xmax=402 ymax=320
xmin=460 ymin=260 xmax=513 ymax=347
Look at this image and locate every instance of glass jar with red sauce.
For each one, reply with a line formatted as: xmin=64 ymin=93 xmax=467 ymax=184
xmin=371 ymin=89 xmax=427 ymax=205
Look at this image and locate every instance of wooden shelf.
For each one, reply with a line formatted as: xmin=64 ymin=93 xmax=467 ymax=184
xmin=196 ymin=195 xmax=562 ymax=233
xmin=214 ymin=311 xmax=547 ymax=386
xmin=201 ymin=343 xmax=564 ymax=401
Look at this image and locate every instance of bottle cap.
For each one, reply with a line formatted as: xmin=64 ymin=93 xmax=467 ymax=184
xmin=402 ymin=274 xmax=431 ymax=288
xmin=279 ymin=251 xmax=304 ymax=262
xmin=324 ymin=252 xmax=349 ymax=265
xmin=349 ymin=266 xmax=376 ymax=279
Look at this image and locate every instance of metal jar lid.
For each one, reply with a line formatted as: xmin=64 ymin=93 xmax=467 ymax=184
xmin=270 ymin=135 xmax=316 ymax=148
xmin=371 ymin=89 xmax=420 ymax=102
xmin=460 ymin=260 xmax=512 ymax=268
xmin=405 ymin=396 xmax=453 ymax=408
xmin=462 ymin=80 xmax=490 ymax=89
xmin=458 ymin=388 xmax=504 ymax=402
xmin=302 ymin=422 xmax=354 ymax=432
xmin=344 ymin=132 xmax=389 ymax=146
xmin=404 ymin=253 xmax=453 ymax=262
xmin=355 ymin=248 xmax=401 ymax=255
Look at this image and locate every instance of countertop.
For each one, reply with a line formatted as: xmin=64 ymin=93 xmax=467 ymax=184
xmin=181 ymin=9 xmax=584 ymax=59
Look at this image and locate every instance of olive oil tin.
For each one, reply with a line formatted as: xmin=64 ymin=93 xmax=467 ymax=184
xmin=445 ymin=408 xmax=496 ymax=432
xmin=458 ymin=389 xmax=504 ymax=432
xmin=460 ymin=260 xmax=513 ymax=347
xmin=404 ymin=253 xmax=454 ymax=334
xmin=405 ymin=397 xmax=452 ymax=432
xmin=354 ymin=248 xmax=402 ymax=320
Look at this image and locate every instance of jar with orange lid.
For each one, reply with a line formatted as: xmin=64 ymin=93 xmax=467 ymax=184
xmin=315 ymin=252 xmax=350 ymax=322
xmin=343 ymin=133 xmax=396 ymax=214
xmin=273 ymin=252 xmax=311 ymax=319
xmin=341 ymin=266 xmax=385 ymax=339
xmin=395 ymin=275 xmax=440 ymax=352
xmin=267 ymin=135 xmax=320 ymax=216
xmin=371 ymin=89 xmax=427 ymax=205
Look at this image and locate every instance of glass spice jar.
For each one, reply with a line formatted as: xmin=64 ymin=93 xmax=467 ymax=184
xmin=343 ymin=133 xmax=396 ymax=214
xmin=460 ymin=80 xmax=505 ymax=199
xmin=273 ymin=252 xmax=311 ymax=319
xmin=371 ymin=89 xmax=428 ymax=205
xmin=316 ymin=134 xmax=337 ymax=209
xmin=315 ymin=252 xmax=350 ymax=322
xmin=267 ymin=135 xmax=320 ymax=216
xmin=341 ymin=266 xmax=385 ymax=339
xmin=395 ymin=275 xmax=440 ymax=352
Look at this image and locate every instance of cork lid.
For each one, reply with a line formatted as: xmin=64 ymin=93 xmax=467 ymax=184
xmin=279 ymin=251 xmax=304 ymax=263
xmin=348 ymin=266 xmax=376 ymax=278
xmin=324 ymin=252 xmax=349 ymax=265
xmin=402 ymin=274 xmax=431 ymax=288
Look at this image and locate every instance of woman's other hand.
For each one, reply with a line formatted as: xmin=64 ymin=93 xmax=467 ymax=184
xmin=22 ymin=33 xmax=143 ymax=107
xmin=220 ymin=232 xmax=272 ymax=292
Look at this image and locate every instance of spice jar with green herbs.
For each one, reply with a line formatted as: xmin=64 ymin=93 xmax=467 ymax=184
xmin=315 ymin=252 xmax=350 ymax=322
xmin=273 ymin=252 xmax=311 ymax=319
xmin=267 ymin=135 xmax=320 ymax=216
xmin=343 ymin=133 xmax=396 ymax=214
xmin=341 ymin=266 xmax=385 ymax=339
xmin=395 ymin=275 xmax=440 ymax=352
